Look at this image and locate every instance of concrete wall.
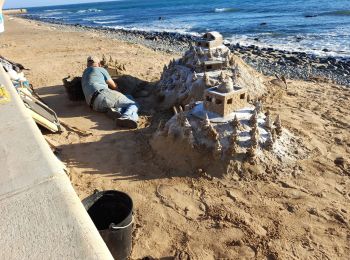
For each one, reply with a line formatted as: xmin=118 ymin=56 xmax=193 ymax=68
xmin=0 ymin=66 xmax=113 ymax=259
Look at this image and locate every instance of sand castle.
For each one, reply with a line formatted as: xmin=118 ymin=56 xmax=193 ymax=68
xmin=151 ymin=32 xmax=305 ymax=172
xmin=156 ymin=31 xmax=265 ymax=110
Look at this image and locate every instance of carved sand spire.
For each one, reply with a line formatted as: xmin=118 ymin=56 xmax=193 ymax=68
xmin=213 ymin=139 xmax=222 ymax=159
xmin=231 ymin=115 xmax=242 ymax=132
xmin=219 ymin=70 xmax=225 ymax=81
xmin=208 ymin=124 xmax=219 ymax=141
xmin=249 ymin=110 xmax=258 ymax=126
xmin=228 ymin=131 xmax=239 ymax=156
xmin=250 ymin=126 xmax=259 ymax=147
xmin=265 ymin=130 xmax=274 ymax=150
xmin=246 ymin=143 xmax=257 ymax=162
xmin=254 ymin=100 xmax=263 ymax=114
xmin=264 ymin=112 xmax=272 ymax=130
xmin=204 ymin=72 xmax=210 ymax=86
xmin=229 ymin=55 xmax=235 ymax=66
xmin=274 ymin=115 xmax=282 ymax=136
xmin=183 ymin=118 xmax=195 ymax=147
xmin=271 ymin=127 xmax=277 ymax=142
xmin=202 ymin=113 xmax=211 ymax=130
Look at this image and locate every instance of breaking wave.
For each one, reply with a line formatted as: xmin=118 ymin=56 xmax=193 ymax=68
xmin=77 ymin=9 xmax=102 ymax=13
xmin=93 ymin=20 xmax=120 ymax=25
xmin=214 ymin=8 xmax=239 ymax=13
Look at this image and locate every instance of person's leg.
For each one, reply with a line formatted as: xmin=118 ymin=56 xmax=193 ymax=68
xmin=101 ymin=89 xmax=139 ymax=128
xmin=114 ymin=94 xmax=139 ymax=128
xmin=117 ymin=94 xmax=139 ymax=122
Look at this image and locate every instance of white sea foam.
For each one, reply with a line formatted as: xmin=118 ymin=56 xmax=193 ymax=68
xmin=43 ymin=9 xmax=67 ymax=13
xmin=214 ymin=8 xmax=237 ymax=13
xmin=93 ymin=20 xmax=121 ymax=25
xmin=228 ymin=29 xmax=350 ymax=58
xmin=77 ymin=9 xmax=102 ymax=14
xmin=82 ymin=15 xmax=121 ymax=22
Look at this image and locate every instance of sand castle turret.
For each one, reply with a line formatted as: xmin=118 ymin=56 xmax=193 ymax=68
xmin=265 ymin=130 xmax=274 ymax=150
xmin=228 ymin=132 xmax=239 ymax=156
xmin=274 ymin=115 xmax=282 ymax=136
xmin=265 ymin=112 xmax=272 ymax=130
xmin=196 ymin=31 xmax=223 ymax=49
xmin=249 ymin=110 xmax=258 ymax=127
xmin=246 ymin=144 xmax=257 ymax=162
xmin=231 ymin=115 xmax=242 ymax=130
xmin=250 ymin=126 xmax=259 ymax=147
xmin=254 ymin=100 xmax=263 ymax=114
xmin=213 ymin=139 xmax=222 ymax=159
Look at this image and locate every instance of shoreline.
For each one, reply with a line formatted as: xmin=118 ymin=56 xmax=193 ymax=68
xmin=19 ymin=15 xmax=350 ymax=87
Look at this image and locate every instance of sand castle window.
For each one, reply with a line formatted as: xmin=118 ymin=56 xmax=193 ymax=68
xmin=215 ymin=99 xmax=222 ymax=105
xmin=205 ymin=43 xmax=209 ymax=48
xmin=240 ymin=93 xmax=246 ymax=100
xmin=206 ymin=96 xmax=212 ymax=102
xmin=227 ymin=98 xmax=233 ymax=104
xmin=206 ymin=65 xmax=212 ymax=70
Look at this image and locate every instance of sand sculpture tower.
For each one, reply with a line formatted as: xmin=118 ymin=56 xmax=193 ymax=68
xmin=203 ymin=76 xmax=247 ymax=117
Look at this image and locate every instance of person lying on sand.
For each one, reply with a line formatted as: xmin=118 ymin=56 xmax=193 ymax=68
xmin=82 ymin=56 xmax=139 ymax=129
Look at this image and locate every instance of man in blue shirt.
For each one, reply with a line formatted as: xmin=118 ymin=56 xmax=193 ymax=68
xmin=82 ymin=56 xmax=139 ymax=128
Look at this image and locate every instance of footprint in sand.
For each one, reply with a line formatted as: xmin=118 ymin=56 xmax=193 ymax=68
xmin=156 ymin=184 xmax=205 ymax=220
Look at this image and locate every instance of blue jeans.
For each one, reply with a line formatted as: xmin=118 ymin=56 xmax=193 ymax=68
xmin=92 ymin=89 xmax=139 ymax=122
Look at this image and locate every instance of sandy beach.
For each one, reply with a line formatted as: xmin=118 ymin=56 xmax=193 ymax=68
xmin=1 ymin=16 xmax=349 ymax=259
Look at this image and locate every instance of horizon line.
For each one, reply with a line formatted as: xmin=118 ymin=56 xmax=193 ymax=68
xmin=3 ymin=0 xmax=119 ymax=9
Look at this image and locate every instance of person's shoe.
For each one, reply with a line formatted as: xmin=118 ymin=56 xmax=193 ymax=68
xmin=116 ymin=116 xmax=138 ymax=129
xmin=106 ymin=108 xmax=122 ymax=120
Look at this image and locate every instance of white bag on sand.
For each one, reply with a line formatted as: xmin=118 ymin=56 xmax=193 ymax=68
xmin=0 ymin=13 xmax=4 ymax=33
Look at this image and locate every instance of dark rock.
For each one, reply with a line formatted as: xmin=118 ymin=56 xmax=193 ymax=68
xmin=334 ymin=157 xmax=345 ymax=167
xmin=304 ymin=14 xmax=318 ymax=18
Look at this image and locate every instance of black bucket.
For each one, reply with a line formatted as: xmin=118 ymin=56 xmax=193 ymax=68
xmin=82 ymin=190 xmax=133 ymax=260
xmin=62 ymin=76 xmax=85 ymax=101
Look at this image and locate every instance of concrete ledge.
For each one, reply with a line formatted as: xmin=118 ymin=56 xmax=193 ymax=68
xmin=0 ymin=66 xmax=113 ymax=259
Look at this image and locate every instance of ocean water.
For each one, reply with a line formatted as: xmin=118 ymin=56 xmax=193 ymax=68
xmin=26 ymin=0 xmax=350 ymax=58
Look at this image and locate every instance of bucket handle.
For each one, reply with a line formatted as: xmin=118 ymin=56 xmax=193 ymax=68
xmin=109 ymin=216 xmax=133 ymax=230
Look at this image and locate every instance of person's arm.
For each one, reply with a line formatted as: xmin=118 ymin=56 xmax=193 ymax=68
xmin=101 ymin=68 xmax=118 ymax=90
xmin=106 ymin=78 xmax=118 ymax=90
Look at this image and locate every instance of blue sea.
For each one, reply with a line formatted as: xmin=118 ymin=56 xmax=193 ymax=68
xmin=26 ymin=0 xmax=350 ymax=58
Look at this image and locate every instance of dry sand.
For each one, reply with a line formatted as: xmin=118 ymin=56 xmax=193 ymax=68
xmin=1 ymin=16 xmax=350 ymax=259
